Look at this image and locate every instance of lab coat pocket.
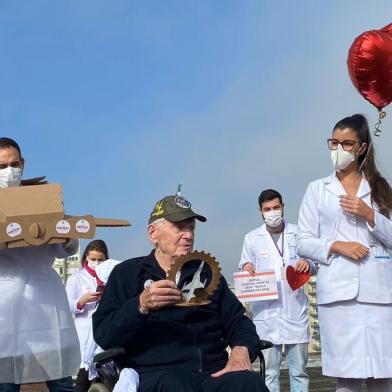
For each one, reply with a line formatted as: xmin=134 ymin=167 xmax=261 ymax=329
xmin=287 ymin=285 xmax=309 ymax=320
xmin=369 ymin=242 xmax=392 ymax=262
xmin=288 ymin=244 xmax=299 ymax=266
xmin=250 ymin=300 xmax=279 ymax=320
xmin=255 ymin=254 xmax=273 ymax=271
xmin=358 ymin=256 xmax=392 ymax=303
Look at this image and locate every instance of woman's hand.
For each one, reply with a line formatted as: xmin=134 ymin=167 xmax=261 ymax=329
xmin=339 ymin=195 xmax=375 ymax=227
xmin=330 ymin=241 xmax=369 ymax=261
xmin=242 ymin=262 xmax=255 ymax=276
xmin=78 ymin=291 xmax=101 ymax=307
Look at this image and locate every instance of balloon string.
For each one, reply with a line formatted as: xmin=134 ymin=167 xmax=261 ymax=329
xmin=374 ymin=110 xmax=386 ymax=137
xmin=352 ymin=135 xmax=374 ymax=186
xmin=357 ymin=139 xmax=372 ymax=174
xmin=350 ymin=111 xmax=382 ymax=203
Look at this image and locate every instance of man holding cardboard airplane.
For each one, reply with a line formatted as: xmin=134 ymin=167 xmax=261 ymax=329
xmin=0 ymin=137 xmax=80 ymax=391
xmin=0 ymin=137 xmax=130 ymax=392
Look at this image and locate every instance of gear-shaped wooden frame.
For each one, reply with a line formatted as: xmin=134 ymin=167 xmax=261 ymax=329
xmin=167 ymin=250 xmax=221 ymax=306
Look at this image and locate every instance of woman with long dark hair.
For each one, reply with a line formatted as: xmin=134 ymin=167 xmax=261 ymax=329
xmin=66 ymin=240 xmax=109 ymax=392
xmin=297 ymin=114 xmax=392 ymax=391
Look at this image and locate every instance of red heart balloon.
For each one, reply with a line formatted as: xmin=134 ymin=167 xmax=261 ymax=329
xmin=347 ymin=23 xmax=392 ymax=110
xmin=286 ymin=265 xmax=310 ymax=291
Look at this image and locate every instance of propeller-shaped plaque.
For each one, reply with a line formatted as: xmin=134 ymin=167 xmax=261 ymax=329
xmin=167 ymin=250 xmax=221 ymax=306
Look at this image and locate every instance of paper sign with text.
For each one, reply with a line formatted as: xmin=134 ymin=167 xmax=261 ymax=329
xmin=233 ymin=270 xmax=278 ymax=302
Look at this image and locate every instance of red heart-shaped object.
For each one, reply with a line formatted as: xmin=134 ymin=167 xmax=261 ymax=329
xmin=286 ymin=265 xmax=310 ymax=291
xmin=347 ymin=23 xmax=392 ymax=110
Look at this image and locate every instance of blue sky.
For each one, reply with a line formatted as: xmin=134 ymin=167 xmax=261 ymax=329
xmin=1 ymin=1 xmax=392 ymax=279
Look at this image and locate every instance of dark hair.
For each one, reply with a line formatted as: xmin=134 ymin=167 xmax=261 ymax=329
xmin=258 ymin=189 xmax=283 ymax=208
xmin=0 ymin=137 xmax=22 ymax=158
xmin=333 ymin=114 xmax=392 ymax=217
xmin=81 ymin=239 xmax=109 ymax=266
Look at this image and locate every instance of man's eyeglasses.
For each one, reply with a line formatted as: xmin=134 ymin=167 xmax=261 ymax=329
xmin=327 ymin=139 xmax=359 ymax=152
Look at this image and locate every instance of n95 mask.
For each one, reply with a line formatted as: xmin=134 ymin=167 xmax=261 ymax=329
xmin=0 ymin=167 xmax=22 ymax=188
xmin=263 ymin=210 xmax=283 ymax=228
xmin=330 ymin=144 xmax=355 ymax=172
xmin=87 ymin=260 xmax=100 ymax=269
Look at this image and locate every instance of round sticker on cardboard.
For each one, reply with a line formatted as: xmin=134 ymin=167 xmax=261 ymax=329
xmin=76 ymin=219 xmax=90 ymax=233
xmin=56 ymin=220 xmax=71 ymax=235
xmin=6 ymin=223 xmax=22 ymax=238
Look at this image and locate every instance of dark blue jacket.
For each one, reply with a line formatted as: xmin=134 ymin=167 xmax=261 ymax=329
xmin=93 ymin=251 xmax=260 ymax=373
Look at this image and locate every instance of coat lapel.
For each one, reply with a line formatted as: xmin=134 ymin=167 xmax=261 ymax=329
xmin=323 ymin=172 xmax=346 ymax=197
xmin=260 ymin=223 xmax=283 ymax=261
xmin=323 ymin=172 xmax=371 ymax=199
xmin=356 ymin=176 xmax=371 ymax=199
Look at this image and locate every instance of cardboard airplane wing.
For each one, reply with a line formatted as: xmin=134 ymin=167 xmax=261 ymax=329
xmin=20 ymin=176 xmax=48 ymax=186
xmin=0 ymin=183 xmax=130 ymax=249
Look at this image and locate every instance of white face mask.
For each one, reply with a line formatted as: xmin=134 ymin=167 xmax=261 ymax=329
xmin=330 ymin=144 xmax=355 ymax=172
xmin=0 ymin=167 xmax=22 ymax=188
xmin=87 ymin=260 xmax=100 ymax=269
xmin=263 ymin=210 xmax=283 ymax=228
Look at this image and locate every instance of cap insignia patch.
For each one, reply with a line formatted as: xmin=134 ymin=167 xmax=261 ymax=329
xmin=151 ymin=201 xmax=164 ymax=217
xmin=175 ymin=196 xmax=191 ymax=209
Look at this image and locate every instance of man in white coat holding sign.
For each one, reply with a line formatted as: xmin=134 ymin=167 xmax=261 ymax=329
xmin=238 ymin=189 xmax=313 ymax=392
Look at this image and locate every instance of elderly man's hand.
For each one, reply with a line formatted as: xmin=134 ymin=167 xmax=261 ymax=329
xmin=211 ymin=346 xmax=252 ymax=378
xmin=138 ymin=280 xmax=181 ymax=314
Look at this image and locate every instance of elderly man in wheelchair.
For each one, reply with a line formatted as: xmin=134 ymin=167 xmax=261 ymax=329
xmin=92 ymin=194 xmax=270 ymax=392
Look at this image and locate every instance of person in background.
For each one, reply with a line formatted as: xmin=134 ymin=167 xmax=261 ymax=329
xmin=239 ymin=189 xmax=313 ymax=392
xmin=0 ymin=137 xmax=80 ymax=392
xmin=66 ymin=240 xmax=109 ymax=392
xmin=297 ymin=114 xmax=392 ymax=392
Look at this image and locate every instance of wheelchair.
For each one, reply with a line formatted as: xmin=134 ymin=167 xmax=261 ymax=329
xmin=87 ymin=340 xmax=273 ymax=392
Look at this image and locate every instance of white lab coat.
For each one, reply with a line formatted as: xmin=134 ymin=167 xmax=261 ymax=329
xmin=296 ymin=172 xmax=392 ymax=305
xmin=67 ymin=259 xmax=123 ymax=377
xmin=69 ymin=259 xmax=140 ymax=390
xmin=296 ymin=172 xmax=392 ymax=378
xmin=239 ymin=222 xmax=311 ymax=345
xmin=0 ymin=241 xmax=81 ymax=384
xmin=66 ymin=267 xmax=99 ymax=369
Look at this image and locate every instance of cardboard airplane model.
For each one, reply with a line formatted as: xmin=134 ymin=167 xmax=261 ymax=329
xmin=0 ymin=181 xmax=130 ymax=248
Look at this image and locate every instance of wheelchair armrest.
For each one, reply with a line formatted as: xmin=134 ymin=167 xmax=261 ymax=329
xmin=93 ymin=347 xmax=126 ymax=364
xmin=258 ymin=340 xmax=273 ymax=382
xmin=259 ymin=340 xmax=273 ymax=351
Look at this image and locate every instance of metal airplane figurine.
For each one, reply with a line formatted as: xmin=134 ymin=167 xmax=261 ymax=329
xmin=181 ymin=261 xmax=207 ymax=302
